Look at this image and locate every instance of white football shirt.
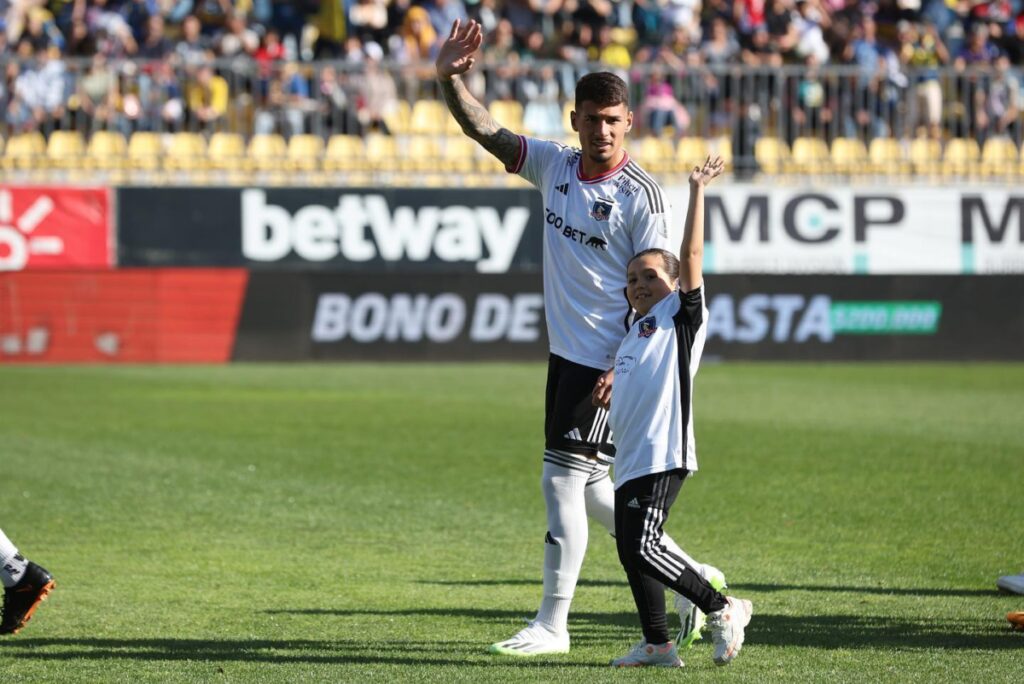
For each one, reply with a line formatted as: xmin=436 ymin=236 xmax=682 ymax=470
xmin=509 ymin=136 xmax=671 ymax=370
xmin=608 ymin=286 xmax=709 ymax=489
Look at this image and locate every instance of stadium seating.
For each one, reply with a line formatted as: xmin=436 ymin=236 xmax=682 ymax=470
xmin=830 ymin=137 xmax=869 ymax=176
xmin=2 ymin=132 xmax=46 ymax=171
xmin=405 ymin=135 xmax=442 ymax=172
xmin=868 ymin=137 xmax=910 ymax=176
xmin=410 ymin=100 xmax=448 ymax=135
xmin=128 ymin=132 xmax=163 ymax=172
xmin=384 ymin=100 xmax=411 ymax=135
xmin=208 ymin=132 xmax=246 ymax=171
xmin=324 ymin=134 xmax=366 ymax=172
xmin=790 ymin=137 xmax=831 ymax=175
xmin=909 ymin=137 xmax=942 ymax=176
xmin=46 ymin=130 xmax=86 ymax=170
xmin=365 ymin=133 xmax=400 ymax=171
xmin=441 ymin=135 xmax=477 ymax=174
xmin=980 ymin=137 xmax=1018 ymax=178
xmin=164 ymin=132 xmax=208 ymax=172
xmin=675 ymin=137 xmax=709 ymax=171
xmin=247 ymin=133 xmax=287 ymax=172
xmin=754 ymin=137 xmax=790 ymax=176
xmin=287 ymin=134 xmax=325 ymax=172
xmin=635 ymin=136 xmax=675 ymax=174
xmin=86 ymin=131 xmax=128 ymax=171
xmin=942 ymin=137 xmax=980 ymax=178
xmin=488 ymin=100 xmax=524 ymax=132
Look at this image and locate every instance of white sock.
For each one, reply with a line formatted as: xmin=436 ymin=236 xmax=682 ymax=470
xmin=0 ymin=528 xmax=28 ymax=588
xmin=535 ymin=460 xmax=590 ymax=634
xmin=584 ymin=469 xmax=616 ymax=535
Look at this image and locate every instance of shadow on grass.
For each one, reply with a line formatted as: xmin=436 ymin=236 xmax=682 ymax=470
xmin=424 ymin=578 xmax=1000 ymax=599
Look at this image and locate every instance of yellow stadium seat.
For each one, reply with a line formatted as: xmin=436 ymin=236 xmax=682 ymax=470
xmin=830 ymin=138 xmax=868 ymax=175
xmin=324 ymin=134 xmax=366 ymax=172
xmin=404 ymin=135 xmax=442 ymax=172
xmin=563 ymin=103 xmax=575 ymax=135
xmin=711 ymin=135 xmax=733 ymax=170
xmin=46 ymin=130 xmax=86 ymax=169
xmin=442 ymin=135 xmax=477 ymax=174
xmin=488 ymin=100 xmax=524 ymax=131
xmin=909 ymin=137 xmax=941 ymax=176
xmin=208 ymin=132 xmax=246 ymax=171
xmin=383 ymin=100 xmax=411 ymax=135
xmin=980 ymin=137 xmax=1018 ymax=177
xmin=790 ymin=136 xmax=831 ymax=174
xmin=942 ymin=137 xmax=980 ymax=178
xmin=868 ymin=138 xmax=909 ymax=175
xmin=365 ymin=133 xmax=400 ymax=170
xmin=633 ymin=136 xmax=674 ymax=174
xmin=3 ymin=132 xmax=47 ymax=170
xmin=164 ymin=132 xmax=207 ymax=172
xmin=287 ymin=134 xmax=324 ymax=172
xmin=675 ymin=137 xmax=709 ymax=173
xmin=754 ymin=137 xmax=790 ymax=175
xmin=248 ymin=133 xmax=287 ymax=172
xmin=410 ymin=100 xmax=448 ymax=135
xmin=128 ymin=132 xmax=163 ymax=171
xmin=86 ymin=131 xmax=127 ymax=171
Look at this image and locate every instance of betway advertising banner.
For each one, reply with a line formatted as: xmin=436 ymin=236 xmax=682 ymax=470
xmin=0 ymin=186 xmax=111 ymax=270
xmin=231 ymin=273 xmax=1024 ymax=361
xmin=664 ymin=186 xmax=1024 ymax=274
xmin=117 ymin=187 xmax=542 ymax=273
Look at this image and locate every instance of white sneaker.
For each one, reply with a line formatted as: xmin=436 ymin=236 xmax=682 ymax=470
xmin=674 ymin=565 xmax=728 ymax=649
xmin=997 ymin=573 xmax=1024 ymax=595
xmin=610 ymin=639 xmax=683 ymax=667
xmin=707 ymin=596 xmax=753 ymax=665
xmin=488 ymin=621 xmax=570 ymax=656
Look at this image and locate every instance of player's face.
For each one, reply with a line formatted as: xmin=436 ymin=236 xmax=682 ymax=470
xmin=572 ymin=101 xmax=632 ymax=170
xmin=626 ymin=254 xmax=676 ymax=317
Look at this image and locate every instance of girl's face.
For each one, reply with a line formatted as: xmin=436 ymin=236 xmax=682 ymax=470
xmin=626 ymin=253 xmax=676 ymax=317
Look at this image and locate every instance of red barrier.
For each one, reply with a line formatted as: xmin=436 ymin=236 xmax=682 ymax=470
xmin=0 ymin=187 xmax=111 ymax=271
xmin=0 ymin=269 xmax=248 ymax=363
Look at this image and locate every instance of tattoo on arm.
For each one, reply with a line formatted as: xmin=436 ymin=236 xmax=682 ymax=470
xmin=439 ymin=76 xmax=521 ymax=168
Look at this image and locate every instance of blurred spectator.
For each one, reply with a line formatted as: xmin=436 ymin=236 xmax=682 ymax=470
xmin=74 ymin=51 xmax=121 ymax=132
xmin=175 ymin=15 xmax=210 ymax=66
xmin=186 ymin=63 xmax=228 ymax=130
xmin=318 ymin=63 xmax=361 ymax=136
xmin=743 ymin=26 xmax=782 ymax=67
xmin=596 ymin=25 xmax=631 ymax=70
xmin=137 ymin=14 xmax=172 ymax=60
xmin=280 ymin=61 xmax=317 ymax=135
xmin=899 ymin=19 xmax=948 ymax=139
xmin=793 ymin=0 xmax=831 ymax=64
xmin=978 ymin=54 xmax=1020 ymax=142
xmin=765 ymin=0 xmax=798 ymax=59
xmin=702 ymin=16 xmax=741 ymax=65
xmin=638 ymin=65 xmax=690 ymax=136
xmin=788 ymin=53 xmax=835 ymax=141
xmin=349 ymin=0 xmax=390 ymax=45
xmin=7 ymin=45 xmax=67 ymax=133
xmin=954 ymin=21 xmax=1000 ymax=68
xmin=483 ymin=18 xmax=521 ymax=100
xmin=522 ymin=63 xmax=564 ymax=137
xmin=394 ymin=5 xmax=438 ymax=62
xmin=354 ymin=41 xmax=398 ymax=133
xmin=217 ymin=13 xmax=259 ymax=58
xmin=423 ymin=0 xmax=467 ymax=38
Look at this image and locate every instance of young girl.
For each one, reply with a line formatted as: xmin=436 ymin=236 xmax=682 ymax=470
xmin=601 ymin=156 xmax=752 ymax=667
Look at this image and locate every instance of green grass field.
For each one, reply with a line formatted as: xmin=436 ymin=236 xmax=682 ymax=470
xmin=0 ymin=363 xmax=1021 ymax=682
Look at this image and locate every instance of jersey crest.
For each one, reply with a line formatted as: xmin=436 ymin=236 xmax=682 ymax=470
xmin=638 ymin=316 xmax=657 ymax=338
xmin=590 ymin=198 xmax=615 ymax=222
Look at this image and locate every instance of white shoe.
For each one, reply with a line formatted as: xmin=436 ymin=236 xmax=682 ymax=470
xmin=707 ymin=596 xmax=753 ymax=665
xmin=488 ymin=621 xmax=570 ymax=656
xmin=674 ymin=565 xmax=728 ymax=649
xmin=997 ymin=573 xmax=1024 ymax=595
xmin=610 ymin=639 xmax=683 ymax=667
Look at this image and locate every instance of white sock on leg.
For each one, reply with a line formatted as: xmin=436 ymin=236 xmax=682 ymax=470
xmin=0 ymin=528 xmax=27 ymax=588
xmin=584 ymin=468 xmax=615 ymax=535
xmin=535 ymin=459 xmax=590 ymax=634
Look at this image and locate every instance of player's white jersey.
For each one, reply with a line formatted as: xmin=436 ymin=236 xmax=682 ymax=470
xmin=510 ymin=136 xmax=671 ymax=370
xmin=608 ymin=286 xmax=708 ymax=489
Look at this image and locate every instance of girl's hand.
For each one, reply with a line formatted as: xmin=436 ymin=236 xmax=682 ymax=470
xmin=689 ymin=155 xmax=725 ymax=188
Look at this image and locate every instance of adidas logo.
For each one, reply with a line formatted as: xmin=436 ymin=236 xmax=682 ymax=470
xmin=563 ymin=428 xmax=583 ymax=441
xmin=627 ymin=498 xmax=641 ymax=509
xmin=556 ymin=183 xmax=569 ymax=195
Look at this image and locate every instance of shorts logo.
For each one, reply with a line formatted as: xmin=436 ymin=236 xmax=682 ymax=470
xmin=638 ymin=316 xmax=657 ymax=338
xmin=590 ymin=198 xmax=615 ymax=222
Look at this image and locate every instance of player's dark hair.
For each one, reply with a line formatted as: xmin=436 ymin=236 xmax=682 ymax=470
xmin=575 ymin=72 xmax=630 ymax=111
xmin=628 ymin=248 xmax=679 ymax=281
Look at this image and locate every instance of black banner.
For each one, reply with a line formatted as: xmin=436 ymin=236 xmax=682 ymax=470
xmin=117 ymin=187 xmax=544 ymax=273
xmin=232 ymin=273 xmax=1024 ymax=361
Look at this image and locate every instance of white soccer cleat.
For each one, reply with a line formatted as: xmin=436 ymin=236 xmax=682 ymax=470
xmin=674 ymin=565 xmax=728 ymax=649
xmin=610 ymin=639 xmax=683 ymax=668
xmin=707 ymin=596 xmax=753 ymax=665
xmin=487 ymin=621 xmax=570 ymax=656
xmin=996 ymin=573 xmax=1024 ymax=595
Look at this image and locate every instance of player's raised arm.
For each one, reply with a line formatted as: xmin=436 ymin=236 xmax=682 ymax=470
xmin=679 ymin=156 xmax=725 ymax=293
xmin=436 ymin=19 xmax=521 ymax=169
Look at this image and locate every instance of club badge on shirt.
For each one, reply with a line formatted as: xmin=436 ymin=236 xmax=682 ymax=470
xmin=590 ymin=197 xmax=615 ymax=221
xmin=638 ymin=316 xmax=657 ymax=338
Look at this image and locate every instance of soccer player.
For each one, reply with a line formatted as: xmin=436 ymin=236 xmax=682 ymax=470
xmin=436 ymin=19 xmax=722 ymax=656
xmin=604 ymin=156 xmax=753 ymax=667
xmin=0 ymin=528 xmax=55 ymax=635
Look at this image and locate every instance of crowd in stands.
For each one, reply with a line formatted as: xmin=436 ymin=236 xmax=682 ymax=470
xmin=1 ymin=0 xmax=1023 ymax=155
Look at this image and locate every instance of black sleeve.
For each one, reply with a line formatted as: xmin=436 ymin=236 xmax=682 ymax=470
xmin=671 ymin=285 xmax=704 ymax=332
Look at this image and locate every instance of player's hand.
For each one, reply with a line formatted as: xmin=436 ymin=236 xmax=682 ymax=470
xmin=689 ymin=155 xmax=725 ymax=188
xmin=436 ymin=19 xmax=483 ymax=80
xmin=592 ymin=369 xmax=614 ymax=409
